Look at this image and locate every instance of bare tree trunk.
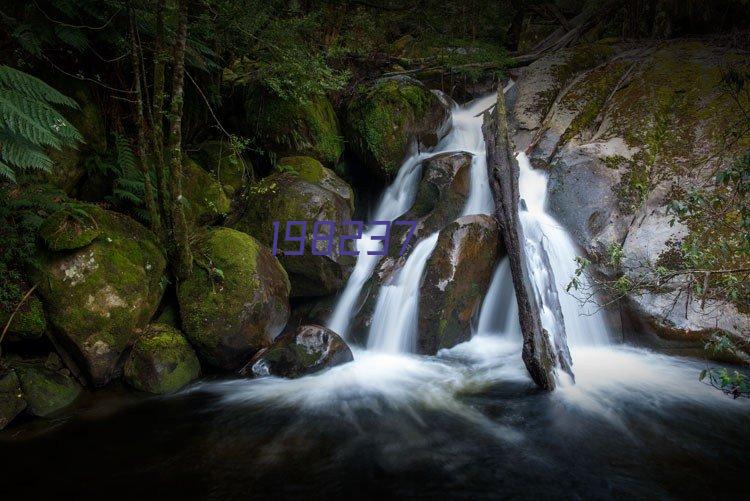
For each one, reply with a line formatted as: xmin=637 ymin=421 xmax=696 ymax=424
xmin=167 ymin=0 xmax=192 ymax=280
xmin=482 ymin=89 xmax=570 ymax=391
xmin=128 ymin=2 xmax=162 ymax=237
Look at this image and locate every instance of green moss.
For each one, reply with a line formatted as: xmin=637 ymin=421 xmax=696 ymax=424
xmin=31 ymin=204 xmax=167 ymax=385
xmin=124 ymin=323 xmax=200 ymax=394
xmin=178 ymin=227 xmax=289 ymax=367
xmin=346 ymin=78 xmax=437 ymax=177
xmin=0 ymin=295 xmax=46 ymax=340
xmin=182 ymin=157 xmax=231 ymax=224
xmin=39 ymin=207 xmax=101 ymax=251
xmin=13 ymin=363 xmax=81 ymax=417
xmin=246 ymin=90 xmax=343 ymax=165
xmin=194 ymin=140 xmax=252 ymax=195
xmin=276 ymin=156 xmax=326 ymax=183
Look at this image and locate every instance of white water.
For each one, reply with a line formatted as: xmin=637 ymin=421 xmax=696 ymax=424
xmin=515 ymin=151 xmax=610 ymax=348
xmin=197 ymin=88 xmax=748 ymax=441
xmin=365 ymin=93 xmax=498 ymax=353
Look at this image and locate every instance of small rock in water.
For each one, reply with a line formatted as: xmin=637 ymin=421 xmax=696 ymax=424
xmin=239 ymin=325 xmax=353 ymax=379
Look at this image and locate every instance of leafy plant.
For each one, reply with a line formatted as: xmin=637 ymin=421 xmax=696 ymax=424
xmin=0 ymin=65 xmax=82 ymax=182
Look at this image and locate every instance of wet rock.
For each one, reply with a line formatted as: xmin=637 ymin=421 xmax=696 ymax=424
xmin=124 ymin=323 xmax=200 ymax=394
xmin=32 ymin=205 xmax=167 ymax=386
xmin=417 ymin=215 xmax=500 ymax=354
xmin=240 ymin=324 xmax=353 ymax=378
xmin=178 ymin=227 xmax=290 ymax=370
xmin=13 ymin=362 xmax=82 ymax=417
xmin=0 ymin=369 xmax=26 ymax=430
xmin=345 ymin=76 xmax=450 ymax=179
xmin=231 ymin=158 xmax=355 ymax=297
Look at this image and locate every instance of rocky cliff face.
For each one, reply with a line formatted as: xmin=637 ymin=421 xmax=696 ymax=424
xmin=508 ymin=40 xmax=750 ymax=358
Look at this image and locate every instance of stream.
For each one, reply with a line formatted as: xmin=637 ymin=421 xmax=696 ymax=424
xmin=2 ymin=92 xmax=749 ymax=499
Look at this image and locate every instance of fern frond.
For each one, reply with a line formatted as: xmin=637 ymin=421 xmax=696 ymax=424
xmin=0 ymin=66 xmax=79 ymax=109
xmin=55 ymin=26 xmax=89 ymax=52
xmin=0 ymin=160 xmax=17 ymax=182
xmin=0 ymin=134 xmax=53 ymax=171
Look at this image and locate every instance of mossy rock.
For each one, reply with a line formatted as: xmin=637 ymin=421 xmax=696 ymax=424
xmin=244 ymin=89 xmax=343 ymax=165
xmin=123 ymin=323 xmax=200 ymax=394
xmin=178 ymin=227 xmax=290 ymax=370
xmin=12 ymin=362 xmax=81 ymax=417
xmin=276 ymin=156 xmax=355 ymax=212
xmin=182 ymin=157 xmax=231 ymax=225
xmin=194 ymin=140 xmax=252 ymax=196
xmin=0 ymin=294 xmax=47 ymax=341
xmin=345 ymin=76 xmax=449 ymax=179
xmin=31 ymin=204 xmax=167 ymax=386
xmin=0 ymin=369 xmax=26 ymax=430
xmin=240 ymin=324 xmax=353 ymax=378
xmin=39 ymin=207 xmax=102 ymax=251
xmin=418 ymin=215 xmax=500 ymax=354
xmin=231 ymin=165 xmax=355 ymax=297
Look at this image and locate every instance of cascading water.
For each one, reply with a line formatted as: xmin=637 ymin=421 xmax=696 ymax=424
xmin=362 ymin=93 xmax=498 ymax=353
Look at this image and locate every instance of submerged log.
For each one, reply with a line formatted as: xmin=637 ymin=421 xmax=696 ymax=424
xmin=481 ymin=88 xmax=572 ymax=390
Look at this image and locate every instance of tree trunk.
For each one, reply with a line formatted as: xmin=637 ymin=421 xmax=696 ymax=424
xmin=167 ymin=0 xmax=192 ymax=280
xmin=127 ymin=2 xmax=162 ymax=237
xmin=482 ymin=88 xmax=566 ymax=391
xmin=151 ymin=0 xmax=171 ymax=230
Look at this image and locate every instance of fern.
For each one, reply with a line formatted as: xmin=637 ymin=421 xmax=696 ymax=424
xmin=0 ymin=65 xmax=82 ymax=182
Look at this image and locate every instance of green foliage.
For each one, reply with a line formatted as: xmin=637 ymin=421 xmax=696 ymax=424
xmin=0 ymin=66 xmax=82 ymax=182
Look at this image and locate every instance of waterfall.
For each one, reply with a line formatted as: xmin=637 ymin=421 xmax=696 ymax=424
xmin=327 ymin=153 xmax=429 ymax=337
xmin=515 ymin=152 xmax=610 ymax=348
xmin=475 ymin=258 xmax=521 ymax=340
xmin=330 ymin=93 xmax=498 ymax=352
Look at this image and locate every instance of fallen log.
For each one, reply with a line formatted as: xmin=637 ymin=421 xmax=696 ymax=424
xmin=482 ymin=87 xmax=572 ymax=390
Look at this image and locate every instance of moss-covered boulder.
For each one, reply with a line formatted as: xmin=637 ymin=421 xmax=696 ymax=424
xmin=178 ymin=228 xmax=290 ymax=370
xmin=182 ymin=157 xmax=231 ymax=225
xmin=239 ymin=324 xmax=353 ymax=378
xmin=231 ymin=160 xmax=355 ymax=297
xmin=32 ymin=205 xmax=167 ymax=386
xmin=345 ymin=76 xmax=450 ymax=179
xmin=123 ymin=323 xmax=200 ymax=394
xmin=417 ymin=215 xmax=500 ymax=354
xmin=0 ymin=294 xmax=47 ymax=341
xmin=243 ymin=88 xmax=343 ymax=165
xmin=276 ymin=156 xmax=354 ymax=212
xmin=12 ymin=362 xmax=81 ymax=417
xmin=0 ymin=369 xmax=26 ymax=430
xmin=194 ymin=140 xmax=252 ymax=196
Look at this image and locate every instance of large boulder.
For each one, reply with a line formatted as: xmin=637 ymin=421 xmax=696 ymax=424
xmin=417 ymin=215 xmax=500 ymax=354
xmin=231 ymin=157 xmax=355 ymax=297
xmin=32 ymin=205 xmax=167 ymax=386
xmin=514 ymin=40 xmax=750 ymax=354
xmin=182 ymin=157 xmax=231 ymax=224
xmin=12 ymin=362 xmax=82 ymax=417
xmin=345 ymin=76 xmax=450 ymax=179
xmin=194 ymin=140 xmax=252 ymax=197
xmin=178 ymin=227 xmax=290 ymax=370
xmin=240 ymin=88 xmax=343 ymax=166
xmin=123 ymin=323 xmax=200 ymax=394
xmin=239 ymin=324 xmax=353 ymax=378
xmin=0 ymin=369 xmax=26 ymax=430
